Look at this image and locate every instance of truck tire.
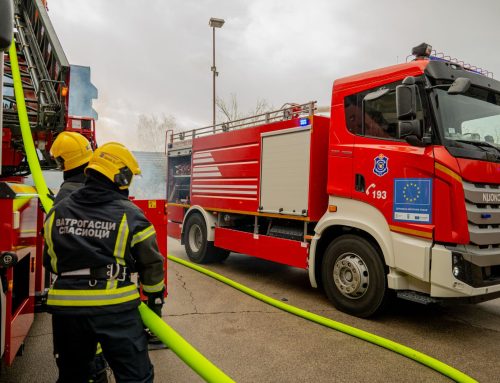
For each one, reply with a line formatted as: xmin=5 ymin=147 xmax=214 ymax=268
xmin=321 ymin=234 xmax=389 ymax=318
xmin=0 ymin=252 xmax=17 ymax=268
xmin=184 ymin=213 xmax=229 ymax=264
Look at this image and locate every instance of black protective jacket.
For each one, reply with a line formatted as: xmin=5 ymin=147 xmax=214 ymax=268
xmin=43 ymin=175 xmax=165 ymax=315
xmin=54 ymin=171 xmax=86 ymax=204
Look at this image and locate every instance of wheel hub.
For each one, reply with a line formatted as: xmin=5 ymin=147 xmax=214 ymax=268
xmin=188 ymin=224 xmax=203 ymax=252
xmin=333 ymin=253 xmax=369 ymax=299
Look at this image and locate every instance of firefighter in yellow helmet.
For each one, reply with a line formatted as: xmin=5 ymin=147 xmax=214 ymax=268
xmin=50 ymin=131 xmax=93 ymax=204
xmin=43 ymin=142 xmax=165 ymax=383
xmin=50 ymin=132 xmax=110 ymax=382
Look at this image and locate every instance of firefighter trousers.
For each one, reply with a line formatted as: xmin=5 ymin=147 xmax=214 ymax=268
xmin=52 ymin=308 xmax=154 ymax=383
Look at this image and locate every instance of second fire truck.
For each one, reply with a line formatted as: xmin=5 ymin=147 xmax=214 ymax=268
xmin=167 ymin=43 xmax=500 ymax=317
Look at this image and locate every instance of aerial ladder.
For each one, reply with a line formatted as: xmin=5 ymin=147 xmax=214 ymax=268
xmin=1 ymin=1 xmax=169 ymax=367
xmin=0 ymin=0 xmax=97 ymax=366
xmin=2 ymin=0 xmax=97 ymax=176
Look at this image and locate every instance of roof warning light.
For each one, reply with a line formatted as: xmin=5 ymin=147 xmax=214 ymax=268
xmin=412 ymin=42 xmax=432 ymax=59
xmin=299 ymin=118 xmax=309 ymax=127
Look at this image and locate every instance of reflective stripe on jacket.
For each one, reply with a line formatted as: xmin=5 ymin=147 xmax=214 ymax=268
xmin=47 ymin=284 xmax=140 ymax=306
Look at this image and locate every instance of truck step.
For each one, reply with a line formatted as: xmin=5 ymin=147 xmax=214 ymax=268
xmin=396 ymin=290 xmax=441 ymax=305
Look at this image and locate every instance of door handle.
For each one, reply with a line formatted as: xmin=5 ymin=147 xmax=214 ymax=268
xmin=355 ymin=174 xmax=365 ymax=193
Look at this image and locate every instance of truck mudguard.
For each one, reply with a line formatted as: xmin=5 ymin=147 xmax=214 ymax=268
xmin=309 ymin=196 xmax=395 ymax=288
xmin=182 ymin=205 xmax=218 ymax=242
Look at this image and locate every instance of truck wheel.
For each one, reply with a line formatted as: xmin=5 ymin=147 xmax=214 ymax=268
xmin=0 ymin=252 xmax=17 ymax=268
xmin=184 ymin=213 xmax=229 ymax=263
xmin=321 ymin=235 xmax=389 ymax=318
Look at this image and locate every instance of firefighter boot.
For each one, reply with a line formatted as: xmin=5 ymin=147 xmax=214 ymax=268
xmin=89 ymin=351 xmax=110 ymax=383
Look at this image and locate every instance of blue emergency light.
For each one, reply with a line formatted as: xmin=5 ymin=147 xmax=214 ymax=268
xmin=299 ymin=118 xmax=309 ymax=127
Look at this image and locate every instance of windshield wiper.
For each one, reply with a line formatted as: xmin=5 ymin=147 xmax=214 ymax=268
xmin=455 ymin=139 xmax=500 ymax=153
xmin=454 ymin=139 xmax=500 ymax=161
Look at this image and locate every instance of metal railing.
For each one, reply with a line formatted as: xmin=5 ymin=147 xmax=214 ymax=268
xmin=406 ymin=50 xmax=494 ymax=78
xmin=168 ymin=101 xmax=317 ymax=147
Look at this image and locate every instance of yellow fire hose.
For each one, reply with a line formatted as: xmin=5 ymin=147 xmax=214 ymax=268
xmin=9 ymin=40 xmax=235 ymax=383
xmin=8 ymin=42 xmax=53 ymax=213
xmin=167 ymin=255 xmax=478 ymax=383
xmin=13 ymin=196 xmax=35 ymax=212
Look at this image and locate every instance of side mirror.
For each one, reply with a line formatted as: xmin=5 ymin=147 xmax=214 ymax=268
xmin=448 ymin=77 xmax=471 ymax=95
xmin=398 ymin=120 xmax=422 ymax=139
xmin=396 ymin=83 xmax=417 ymax=120
xmin=0 ymin=0 xmax=14 ymax=51
xmin=398 ymin=120 xmax=426 ymax=147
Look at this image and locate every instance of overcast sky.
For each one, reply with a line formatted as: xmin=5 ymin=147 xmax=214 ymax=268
xmin=48 ymin=0 xmax=500 ymax=150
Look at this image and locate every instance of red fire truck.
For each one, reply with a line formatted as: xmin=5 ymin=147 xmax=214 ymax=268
xmin=0 ymin=0 xmax=99 ymax=365
xmin=167 ymin=43 xmax=500 ymax=317
xmin=1 ymin=0 xmax=167 ymax=366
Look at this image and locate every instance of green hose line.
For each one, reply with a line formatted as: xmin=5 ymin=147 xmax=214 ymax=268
xmin=9 ymin=41 xmax=53 ymax=213
xmin=11 ymin=39 xmax=233 ymax=383
xmin=138 ymin=303 xmax=235 ymax=383
xmin=13 ymin=196 xmax=35 ymax=212
xmin=167 ymin=254 xmax=478 ymax=383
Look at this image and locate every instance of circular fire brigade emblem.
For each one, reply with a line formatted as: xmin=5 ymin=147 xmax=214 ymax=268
xmin=373 ymin=154 xmax=389 ymax=177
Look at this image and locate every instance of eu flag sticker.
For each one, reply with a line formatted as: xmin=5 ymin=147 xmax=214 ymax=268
xmin=393 ymin=178 xmax=433 ymax=223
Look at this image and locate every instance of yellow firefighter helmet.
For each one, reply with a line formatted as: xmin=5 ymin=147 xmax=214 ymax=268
xmin=86 ymin=142 xmax=141 ymax=189
xmin=50 ymin=131 xmax=93 ymax=171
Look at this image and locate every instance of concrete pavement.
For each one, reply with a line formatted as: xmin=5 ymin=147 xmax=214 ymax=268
xmin=2 ymin=237 xmax=500 ymax=382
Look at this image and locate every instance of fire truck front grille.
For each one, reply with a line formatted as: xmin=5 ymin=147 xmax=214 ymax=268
xmin=463 ymin=181 xmax=500 ymax=249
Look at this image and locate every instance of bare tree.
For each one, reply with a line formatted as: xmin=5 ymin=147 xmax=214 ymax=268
xmin=216 ymin=93 xmax=273 ymax=124
xmin=137 ymin=114 xmax=176 ymax=152
xmin=494 ymin=126 xmax=500 ymax=144
xmin=217 ymin=93 xmax=240 ymax=122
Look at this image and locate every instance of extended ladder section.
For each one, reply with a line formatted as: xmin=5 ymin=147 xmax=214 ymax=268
xmin=167 ymin=101 xmax=317 ymax=149
xmin=2 ymin=0 xmax=70 ymax=175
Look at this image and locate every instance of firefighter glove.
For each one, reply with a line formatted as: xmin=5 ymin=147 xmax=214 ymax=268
xmin=147 ymin=289 xmax=164 ymax=318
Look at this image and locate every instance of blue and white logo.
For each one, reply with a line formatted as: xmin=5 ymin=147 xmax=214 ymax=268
xmin=393 ymin=178 xmax=433 ymax=223
xmin=373 ymin=154 xmax=389 ymax=177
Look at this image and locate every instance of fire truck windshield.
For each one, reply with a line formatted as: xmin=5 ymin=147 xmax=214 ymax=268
xmin=435 ymin=86 xmax=500 ymax=161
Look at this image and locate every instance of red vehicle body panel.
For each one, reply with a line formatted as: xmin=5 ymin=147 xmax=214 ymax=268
xmin=132 ymin=199 xmax=168 ymax=297
xmin=329 ymin=60 xmax=439 ymax=239
xmin=167 ymin=204 xmax=187 ymax=223
xmin=1 ymin=129 xmax=24 ymax=168
xmin=433 ymin=147 xmax=469 ymax=243
xmin=191 ymin=116 xmax=330 ymax=222
xmin=66 ymin=116 xmax=97 ymax=148
xmin=166 ymin=204 xmax=186 ymax=240
xmin=167 ymin=221 xmax=182 ymax=240
xmin=5 ymin=246 xmax=35 ymax=366
xmin=214 ymin=227 xmax=309 ymax=269
xmin=307 ymin=116 xmax=330 ymax=220
xmin=333 ymin=61 xmax=429 ymax=93
xmin=0 ymin=184 xmax=38 ymax=366
xmin=457 ymin=158 xmax=500 ymax=185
